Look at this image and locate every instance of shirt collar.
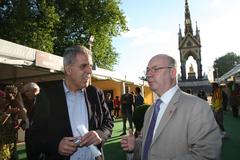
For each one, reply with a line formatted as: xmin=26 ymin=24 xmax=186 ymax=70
xmin=63 ymin=81 xmax=84 ymax=94
xmin=158 ymin=85 xmax=178 ymax=104
xmin=63 ymin=81 xmax=70 ymax=94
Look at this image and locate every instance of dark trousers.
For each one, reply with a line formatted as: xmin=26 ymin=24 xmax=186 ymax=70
xmin=214 ymin=109 xmax=225 ymax=131
xmin=222 ymin=103 xmax=228 ymax=111
xmin=114 ymin=108 xmax=120 ymax=117
xmin=25 ymin=131 xmax=44 ymax=160
xmin=231 ymin=105 xmax=239 ymax=117
xmin=122 ymin=110 xmax=133 ymax=133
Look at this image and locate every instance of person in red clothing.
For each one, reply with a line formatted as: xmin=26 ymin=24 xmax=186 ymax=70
xmin=113 ymin=96 xmax=120 ymax=118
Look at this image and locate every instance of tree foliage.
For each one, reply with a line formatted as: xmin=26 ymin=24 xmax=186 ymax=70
xmin=213 ymin=52 xmax=240 ymax=77
xmin=0 ymin=0 xmax=60 ymax=53
xmin=0 ymin=0 xmax=128 ymax=70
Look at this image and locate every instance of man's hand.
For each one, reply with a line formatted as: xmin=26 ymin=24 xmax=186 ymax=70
xmin=80 ymin=131 xmax=102 ymax=147
xmin=121 ymin=130 xmax=135 ymax=152
xmin=58 ymin=137 xmax=77 ymax=156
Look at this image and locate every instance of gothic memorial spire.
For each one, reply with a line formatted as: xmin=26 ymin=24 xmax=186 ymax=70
xmin=184 ymin=0 xmax=193 ymax=35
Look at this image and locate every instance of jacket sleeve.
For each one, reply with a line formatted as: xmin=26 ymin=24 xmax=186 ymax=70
xmin=173 ymin=100 xmax=222 ymax=160
xmin=86 ymin=86 xmax=114 ymax=146
xmin=95 ymin=88 xmax=114 ymax=144
xmin=26 ymin=89 xmax=50 ymax=156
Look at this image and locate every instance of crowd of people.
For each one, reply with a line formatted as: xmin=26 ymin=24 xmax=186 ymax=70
xmin=0 ymin=85 xmax=28 ymax=159
xmin=119 ymin=86 xmax=144 ymax=136
xmin=0 ymin=44 xmax=239 ymax=160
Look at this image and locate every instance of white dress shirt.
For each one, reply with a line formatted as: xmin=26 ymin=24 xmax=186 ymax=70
xmin=153 ymin=85 xmax=178 ymax=137
xmin=63 ymin=82 xmax=95 ymax=160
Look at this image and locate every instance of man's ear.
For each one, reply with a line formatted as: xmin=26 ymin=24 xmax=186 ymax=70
xmin=171 ymin=68 xmax=177 ymax=78
xmin=65 ymin=65 xmax=72 ymax=75
xmin=33 ymin=88 xmax=40 ymax=95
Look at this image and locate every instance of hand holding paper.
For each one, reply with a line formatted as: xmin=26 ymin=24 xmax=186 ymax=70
xmin=76 ymin=125 xmax=102 ymax=158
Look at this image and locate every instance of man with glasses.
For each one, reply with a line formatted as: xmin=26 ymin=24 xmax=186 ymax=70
xmin=121 ymin=54 xmax=221 ymax=160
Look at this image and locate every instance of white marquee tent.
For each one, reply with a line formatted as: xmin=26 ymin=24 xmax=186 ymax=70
xmin=0 ymin=38 xmax=143 ymax=86
xmin=217 ymin=64 xmax=240 ymax=83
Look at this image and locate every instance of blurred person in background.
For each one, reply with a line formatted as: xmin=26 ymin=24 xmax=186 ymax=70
xmin=106 ymin=93 xmax=114 ymax=120
xmin=133 ymin=87 xmax=144 ymax=110
xmin=113 ymin=96 xmax=120 ymax=118
xmin=120 ymin=86 xmax=134 ymax=136
xmin=21 ymin=82 xmax=48 ymax=160
xmin=212 ymin=82 xmax=227 ymax=139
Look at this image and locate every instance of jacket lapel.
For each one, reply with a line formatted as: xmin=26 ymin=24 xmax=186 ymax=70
xmin=142 ymin=105 xmax=154 ymax=144
xmin=83 ymin=88 xmax=92 ymax=126
xmin=151 ymin=89 xmax=181 ymax=144
xmin=57 ymin=82 xmax=73 ymax=136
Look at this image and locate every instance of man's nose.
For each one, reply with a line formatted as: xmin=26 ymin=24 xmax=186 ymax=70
xmin=85 ymin=65 xmax=92 ymax=74
xmin=146 ymin=71 xmax=153 ymax=79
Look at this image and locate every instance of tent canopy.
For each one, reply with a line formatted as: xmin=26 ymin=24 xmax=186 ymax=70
xmin=0 ymin=39 xmax=64 ymax=84
xmin=217 ymin=64 xmax=240 ymax=83
xmin=0 ymin=39 xmax=145 ymax=86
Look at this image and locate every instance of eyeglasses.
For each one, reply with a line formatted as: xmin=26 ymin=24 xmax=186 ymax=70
xmin=146 ymin=66 xmax=173 ymax=74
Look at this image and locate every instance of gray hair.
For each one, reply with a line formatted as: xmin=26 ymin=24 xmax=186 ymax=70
xmin=153 ymin=54 xmax=177 ymax=68
xmin=63 ymin=45 xmax=92 ymax=66
xmin=22 ymin=82 xmax=40 ymax=93
xmin=167 ymin=55 xmax=177 ymax=68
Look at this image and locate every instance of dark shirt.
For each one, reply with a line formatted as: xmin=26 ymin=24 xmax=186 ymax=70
xmin=134 ymin=94 xmax=144 ymax=108
xmin=222 ymin=91 xmax=228 ymax=105
xmin=106 ymin=99 xmax=113 ymax=112
xmin=121 ymin=93 xmax=133 ymax=112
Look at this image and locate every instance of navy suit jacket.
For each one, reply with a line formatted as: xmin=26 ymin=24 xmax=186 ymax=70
xmin=28 ymin=81 xmax=113 ymax=160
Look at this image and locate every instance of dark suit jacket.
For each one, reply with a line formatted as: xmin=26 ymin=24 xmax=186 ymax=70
xmin=28 ymin=81 xmax=113 ymax=160
xmin=25 ymin=89 xmax=50 ymax=160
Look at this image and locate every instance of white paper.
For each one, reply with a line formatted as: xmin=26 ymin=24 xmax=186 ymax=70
xmin=76 ymin=125 xmax=102 ymax=158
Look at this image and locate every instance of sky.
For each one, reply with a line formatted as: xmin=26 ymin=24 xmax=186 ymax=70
xmin=112 ymin=0 xmax=240 ymax=82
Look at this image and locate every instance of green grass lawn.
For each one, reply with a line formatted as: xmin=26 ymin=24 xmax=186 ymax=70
xmin=104 ymin=112 xmax=240 ymax=160
xmin=104 ymin=118 xmax=127 ymax=160
xmin=17 ymin=112 xmax=240 ymax=160
xmin=221 ymin=111 xmax=240 ymax=160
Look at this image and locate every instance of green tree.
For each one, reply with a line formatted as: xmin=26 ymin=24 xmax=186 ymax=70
xmin=213 ymin=52 xmax=240 ymax=77
xmin=0 ymin=0 xmax=128 ymax=70
xmin=53 ymin=0 xmax=127 ymax=70
xmin=0 ymin=0 xmax=60 ymax=53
